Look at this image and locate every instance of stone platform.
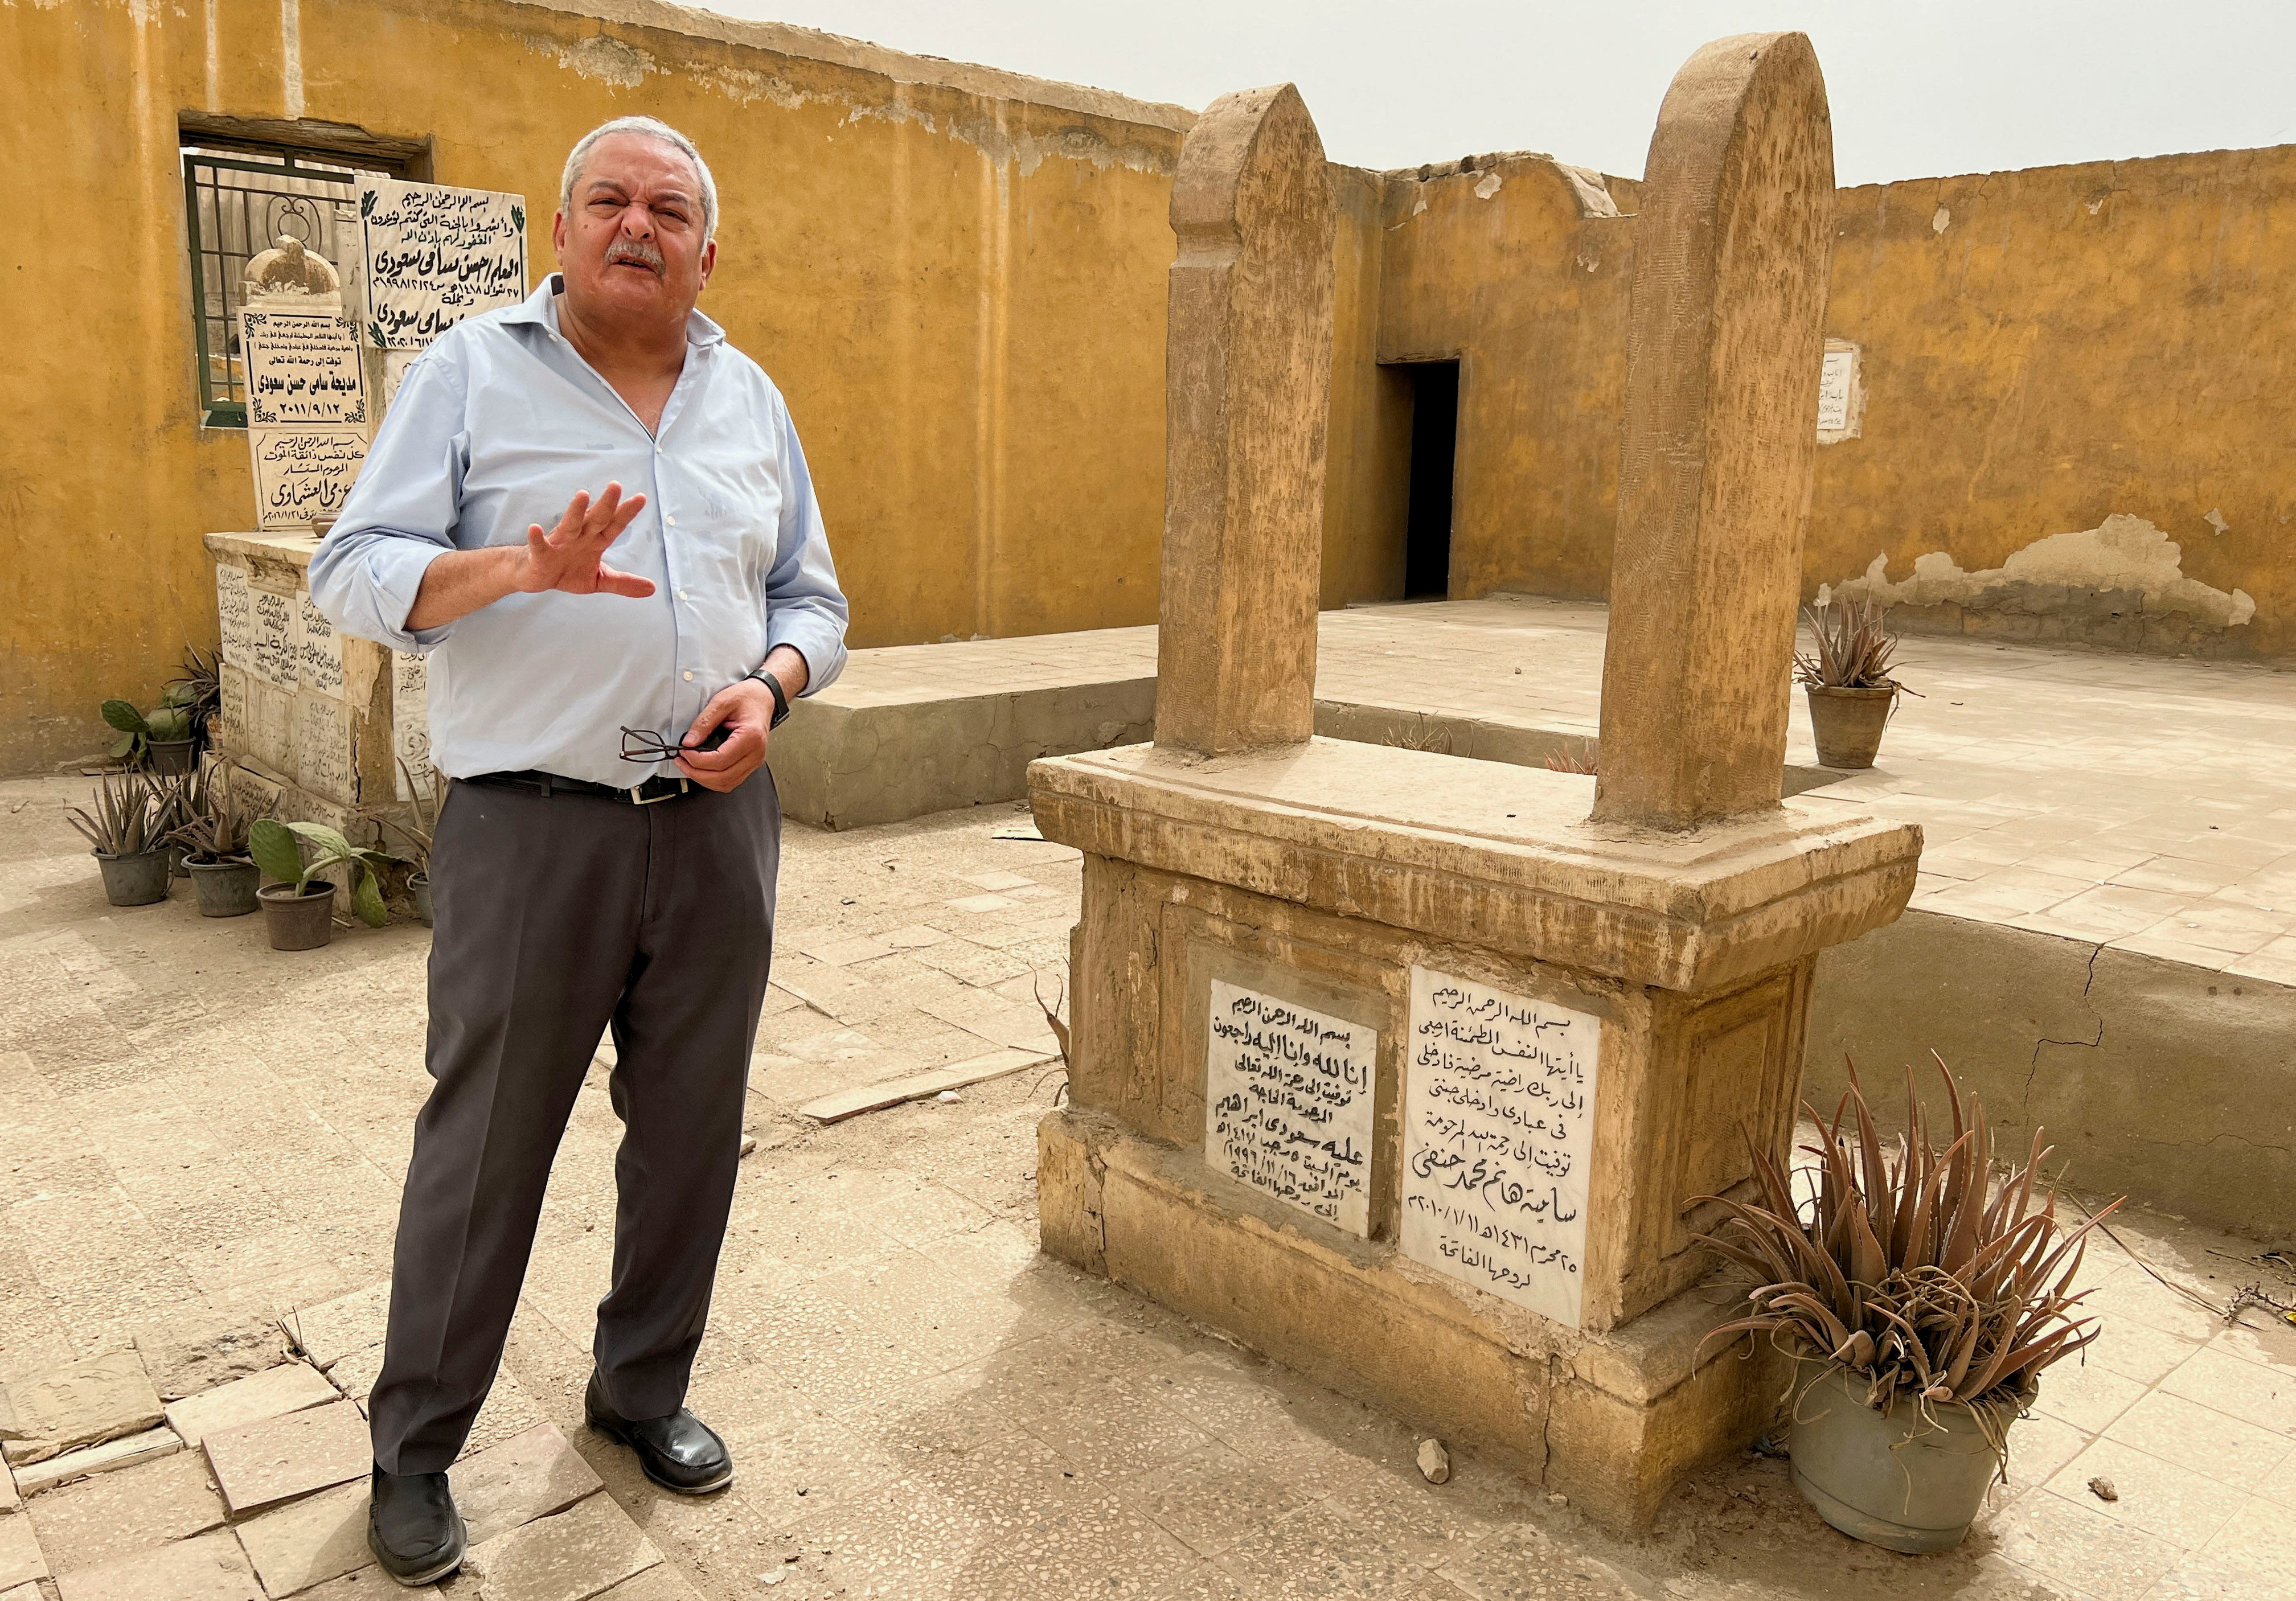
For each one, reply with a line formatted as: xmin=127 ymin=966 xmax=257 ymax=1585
xmin=1 ymin=774 xmax=2288 ymax=1599
xmin=780 ymin=596 xmax=2296 ymax=1237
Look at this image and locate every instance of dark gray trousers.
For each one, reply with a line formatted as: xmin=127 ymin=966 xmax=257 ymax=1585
xmin=369 ymin=772 xmax=779 ymax=1473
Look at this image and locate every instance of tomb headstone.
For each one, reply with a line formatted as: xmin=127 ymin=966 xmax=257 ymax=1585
xmin=1153 ymin=85 xmax=1335 ymax=755
xmin=357 ymin=178 xmax=527 ymax=350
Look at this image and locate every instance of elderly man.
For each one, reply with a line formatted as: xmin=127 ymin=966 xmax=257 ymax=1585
xmin=310 ymin=115 xmax=846 ymax=1585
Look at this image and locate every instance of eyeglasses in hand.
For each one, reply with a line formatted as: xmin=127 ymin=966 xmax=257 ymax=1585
xmin=618 ymin=724 xmax=731 ymax=763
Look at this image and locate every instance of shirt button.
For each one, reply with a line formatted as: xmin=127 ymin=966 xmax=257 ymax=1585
xmin=677 ymin=590 xmax=688 ymax=600
xmin=682 ymin=671 xmax=694 ymax=682
xmin=665 ymin=515 xmax=677 ymax=526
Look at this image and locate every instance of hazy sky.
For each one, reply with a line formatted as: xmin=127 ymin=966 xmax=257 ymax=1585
xmin=696 ymin=0 xmax=2296 ymax=186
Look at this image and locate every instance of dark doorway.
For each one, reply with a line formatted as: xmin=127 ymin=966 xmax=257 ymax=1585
xmin=1400 ymin=360 xmax=1459 ymax=598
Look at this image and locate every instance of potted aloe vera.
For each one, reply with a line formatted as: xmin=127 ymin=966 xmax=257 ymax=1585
xmin=1797 ymin=600 xmax=1908 ymax=770
xmin=169 ymin=769 xmax=266 ymax=917
xmin=67 ymin=771 xmax=170 ymax=906
xmin=1693 ymin=1058 xmax=2121 ymax=1554
xmin=249 ymin=818 xmax=393 ymax=951
xmin=378 ymin=760 xmax=440 ymax=927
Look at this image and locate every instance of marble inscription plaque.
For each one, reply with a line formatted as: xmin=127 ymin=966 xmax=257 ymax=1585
xmin=392 ymin=652 xmax=431 ymax=796
xmin=1402 ymin=967 xmax=1600 ymax=1328
xmin=298 ymin=693 xmax=353 ymax=804
xmin=250 ymin=428 xmax=368 ymax=530
xmin=241 ymin=311 xmax=368 ymax=428
xmin=1204 ymin=980 xmax=1375 ymax=1235
xmin=359 ymin=179 xmax=527 ymax=349
xmin=249 ymin=590 xmax=297 ymax=691
xmin=296 ymin=596 xmax=344 ymax=698
xmin=216 ymin=564 xmax=253 ymax=666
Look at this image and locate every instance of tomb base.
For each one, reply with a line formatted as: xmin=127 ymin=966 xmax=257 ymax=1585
xmin=1028 ymin=737 xmax=1920 ymax=1529
xmin=1039 ymin=1104 xmax=1785 ymax=1529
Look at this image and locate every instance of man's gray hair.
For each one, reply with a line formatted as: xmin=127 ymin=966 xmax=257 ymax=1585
xmin=560 ymin=116 xmax=719 ymax=241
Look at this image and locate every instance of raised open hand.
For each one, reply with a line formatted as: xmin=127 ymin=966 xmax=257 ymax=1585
xmin=518 ymin=483 xmax=655 ymax=598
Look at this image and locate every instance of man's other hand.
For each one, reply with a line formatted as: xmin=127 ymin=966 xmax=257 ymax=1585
xmin=674 ymin=678 xmax=779 ymax=792
xmin=520 ymin=483 xmax=655 ymax=598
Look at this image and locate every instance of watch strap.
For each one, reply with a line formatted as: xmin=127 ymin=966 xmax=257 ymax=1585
xmin=748 ymin=666 xmax=792 ymax=728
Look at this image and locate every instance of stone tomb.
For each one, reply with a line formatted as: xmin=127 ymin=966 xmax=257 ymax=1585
xmin=1031 ymin=40 xmax=1921 ymax=1530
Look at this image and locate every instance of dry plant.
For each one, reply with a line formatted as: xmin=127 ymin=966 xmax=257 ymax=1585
xmin=1692 ymin=1056 xmax=2121 ymax=1460
xmin=377 ymin=758 xmax=442 ymax=874
xmin=1795 ymin=599 xmax=1902 ymax=689
xmin=1544 ymin=738 xmax=1598 ymax=775
xmin=67 ymin=770 xmax=164 ymax=856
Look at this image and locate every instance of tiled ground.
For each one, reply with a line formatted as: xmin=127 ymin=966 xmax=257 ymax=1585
xmin=822 ymin=598 xmax=2296 ymax=984
xmin=2 ymin=773 xmax=2293 ymax=1599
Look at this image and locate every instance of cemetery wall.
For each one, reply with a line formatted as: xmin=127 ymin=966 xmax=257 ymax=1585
xmin=1376 ymin=145 xmax=2296 ymax=658
xmin=1 ymin=0 xmax=1199 ymax=771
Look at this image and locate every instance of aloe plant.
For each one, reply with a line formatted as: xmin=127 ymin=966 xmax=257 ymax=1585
xmin=169 ymin=766 xmax=264 ymax=863
xmin=1692 ymin=1056 xmax=2123 ymax=1462
xmin=375 ymin=760 xmax=439 ymax=875
xmin=65 ymin=771 xmax=165 ymax=857
xmin=249 ymin=818 xmax=392 ymax=927
xmin=1795 ymin=600 xmax=1902 ymax=690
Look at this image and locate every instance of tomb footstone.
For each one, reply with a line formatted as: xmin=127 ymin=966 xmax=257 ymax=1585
xmin=1028 ymin=38 xmax=1922 ymax=1530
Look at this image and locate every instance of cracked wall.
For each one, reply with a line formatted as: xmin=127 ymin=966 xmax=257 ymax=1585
xmin=2 ymin=0 xmax=1196 ymax=771
xmin=1367 ymin=144 xmax=2296 ymax=659
xmin=1805 ymin=910 xmax=2296 ymax=1241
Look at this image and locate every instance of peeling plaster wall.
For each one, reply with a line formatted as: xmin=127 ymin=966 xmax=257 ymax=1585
xmin=1370 ymin=145 xmax=2296 ymax=659
xmin=0 ymin=0 xmax=1195 ymax=771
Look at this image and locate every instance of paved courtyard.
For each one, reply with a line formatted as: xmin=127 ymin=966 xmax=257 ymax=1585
xmin=2 ymin=770 xmax=2293 ymax=1600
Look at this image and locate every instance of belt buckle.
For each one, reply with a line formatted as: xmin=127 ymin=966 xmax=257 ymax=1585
xmin=629 ymin=776 xmax=690 ymax=806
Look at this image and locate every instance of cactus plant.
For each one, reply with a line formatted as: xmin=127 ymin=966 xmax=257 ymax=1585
xmin=100 ymin=698 xmax=195 ymax=765
xmin=249 ymin=818 xmax=393 ymax=927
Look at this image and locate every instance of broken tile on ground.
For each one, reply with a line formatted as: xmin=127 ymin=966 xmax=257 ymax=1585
xmin=203 ymin=1397 xmax=370 ymax=1514
xmin=233 ymin=1477 xmax=371 ymax=1597
xmin=9 ymin=1425 xmax=181 ymax=1496
xmin=0 ymin=1516 xmax=47 ymax=1591
xmin=0 ymin=1350 xmax=164 ymax=1465
xmin=453 ymin=1423 xmax=603 ymax=1546
xmin=286 ymin=1283 xmax=392 ymax=1373
xmin=134 ymin=1319 xmax=294 ymax=1402
xmin=460 ymin=1491 xmax=662 ymax=1601
xmin=52 ymin=1528 xmax=260 ymax=1601
xmin=24 ymin=1449 xmax=226 ymax=1575
xmin=165 ymin=1361 xmax=339 ymax=1446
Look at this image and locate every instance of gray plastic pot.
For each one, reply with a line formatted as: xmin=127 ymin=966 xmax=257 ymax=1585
xmin=411 ymin=873 xmax=433 ymax=928
xmin=95 ymin=849 xmax=171 ymax=907
xmin=1787 ymin=1362 xmax=2020 ymax=1553
xmin=259 ymin=880 xmax=337 ymax=950
xmin=1806 ymin=685 xmax=1896 ymax=769
xmin=147 ymin=738 xmax=199 ymax=775
xmin=187 ymin=857 xmax=260 ymax=918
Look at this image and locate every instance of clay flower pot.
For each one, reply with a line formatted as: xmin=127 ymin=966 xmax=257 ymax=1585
xmin=187 ymin=856 xmax=261 ymax=918
xmin=1787 ymin=1362 xmax=2024 ymax=1553
xmin=95 ymin=848 xmax=170 ymax=907
xmin=259 ymin=880 xmax=337 ymax=950
xmin=1805 ymin=684 xmax=1896 ymax=769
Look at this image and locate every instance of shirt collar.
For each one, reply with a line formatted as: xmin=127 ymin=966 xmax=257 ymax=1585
xmin=499 ymin=273 xmax=725 ymax=348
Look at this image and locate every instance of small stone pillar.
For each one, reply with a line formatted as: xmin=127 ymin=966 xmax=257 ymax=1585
xmin=1594 ymin=32 xmax=1835 ymax=831
xmin=1030 ymin=41 xmax=1918 ymax=1532
xmin=1155 ymin=84 xmax=1335 ymax=755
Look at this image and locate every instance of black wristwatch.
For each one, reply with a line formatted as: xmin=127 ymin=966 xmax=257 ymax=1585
xmin=747 ymin=666 xmax=792 ymax=728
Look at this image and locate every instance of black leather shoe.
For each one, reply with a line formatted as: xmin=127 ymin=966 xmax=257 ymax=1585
xmin=584 ymin=1370 xmax=733 ymax=1494
xmin=367 ymin=1464 xmax=465 ymax=1586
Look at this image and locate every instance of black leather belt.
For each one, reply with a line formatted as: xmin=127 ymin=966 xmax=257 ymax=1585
xmin=466 ymin=769 xmax=694 ymax=805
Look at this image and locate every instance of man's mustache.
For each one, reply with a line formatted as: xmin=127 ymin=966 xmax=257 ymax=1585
xmin=605 ymin=237 xmax=665 ymax=275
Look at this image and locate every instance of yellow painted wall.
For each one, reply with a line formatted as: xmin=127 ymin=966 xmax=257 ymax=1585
xmin=1 ymin=0 xmax=1194 ymax=772
xmin=1371 ymin=147 xmax=2296 ymax=658
xmin=11 ymin=0 xmax=2293 ymax=775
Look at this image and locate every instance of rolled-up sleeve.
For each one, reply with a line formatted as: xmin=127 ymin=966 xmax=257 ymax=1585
xmin=307 ymin=348 xmax=471 ymax=654
xmin=763 ymin=400 xmax=850 ymax=695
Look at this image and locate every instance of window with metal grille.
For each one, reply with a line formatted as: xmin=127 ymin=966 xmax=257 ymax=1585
xmin=182 ymin=140 xmax=413 ymax=428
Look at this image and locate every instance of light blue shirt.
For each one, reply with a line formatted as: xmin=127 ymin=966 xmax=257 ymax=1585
xmin=309 ymin=275 xmax=849 ymax=789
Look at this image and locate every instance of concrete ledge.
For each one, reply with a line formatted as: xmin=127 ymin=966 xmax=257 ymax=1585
xmin=1807 ymin=909 xmax=2296 ymax=1241
xmin=1037 ymin=1106 xmax=1785 ymax=1532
